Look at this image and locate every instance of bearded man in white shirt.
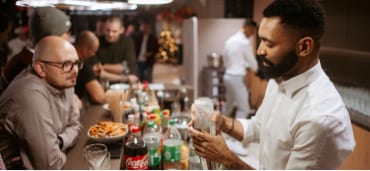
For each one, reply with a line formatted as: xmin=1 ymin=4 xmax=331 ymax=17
xmin=189 ymin=0 xmax=355 ymax=169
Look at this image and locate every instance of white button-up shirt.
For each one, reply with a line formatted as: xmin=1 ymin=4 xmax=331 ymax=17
xmin=223 ymin=31 xmax=258 ymax=76
xmin=238 ymin=62 xmax=355 ymax=169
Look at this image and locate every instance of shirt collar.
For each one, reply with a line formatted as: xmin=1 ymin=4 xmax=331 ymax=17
xmin=27 ymin=67 xmax=66 ymax=96
xmin=276 ymin=61 xmax=322 ymax=98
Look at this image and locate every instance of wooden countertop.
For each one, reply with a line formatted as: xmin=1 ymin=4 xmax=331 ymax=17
xmin=63 ymin=104 xmax=122 ymax=170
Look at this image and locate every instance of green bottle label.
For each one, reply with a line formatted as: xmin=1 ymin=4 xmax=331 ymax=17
xmin=163 ymin=143 xmax=182 ymax=162
xmin=148 ymin=148 xmax=161 ymax=166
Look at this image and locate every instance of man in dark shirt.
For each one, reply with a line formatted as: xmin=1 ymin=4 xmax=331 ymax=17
xmin=134 ymin=21 xmax=159 ymax=83
xmin=88 ymin=15 xmax=138 ymax=84
xmin=74 ymin=31 xmax=105 ymax=104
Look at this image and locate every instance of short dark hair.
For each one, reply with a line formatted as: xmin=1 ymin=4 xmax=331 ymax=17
xmin=244 ymin=18 xmax=257 ymax=27
xmin=263 ymin=0 xmax=326 ymax=42
xmin=106 ymin=15 xmax=124 ymax=27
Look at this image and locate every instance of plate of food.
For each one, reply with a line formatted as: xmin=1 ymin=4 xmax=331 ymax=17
xmin=87 ymin=121 xmax=128 ymax=143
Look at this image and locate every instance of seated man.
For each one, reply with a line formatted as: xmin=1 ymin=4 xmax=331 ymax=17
xmin=74 ymin=30 xmax=106 ymax=104
xmin=0 ymin=36 xmax=82 ymax=169
xmin=88 ymin=15 xmax=138 ymax=84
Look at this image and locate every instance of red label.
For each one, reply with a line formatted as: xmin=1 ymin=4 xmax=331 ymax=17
xmin=125 ymin=154 xmax=148 ymax=170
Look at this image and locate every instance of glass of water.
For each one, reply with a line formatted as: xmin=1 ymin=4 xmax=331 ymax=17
xmin=83 ymin=143 xmax=109 ymax=170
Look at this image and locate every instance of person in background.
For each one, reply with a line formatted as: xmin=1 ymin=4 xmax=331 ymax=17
xmin=7 ymin=26 xmax=32 ymax=61
xmin=94 ymin=16 xmax=106 ymax=38
xmin=134 ymin=20 xmax=159 ymax=83
xmin=0 ymin=7 xmax=82 ymax=109
xmin=189 ymin=0 xmax=355 ymax=169
xmin=222 ymin=18 xmax=258 ymax=119
xmin=74 ymin=30 xmax=106 ymax=104
xmin=88 ymin=15 xmax=138 ymax=84
xmin=0 ymin=36 xmax=82 ymax=169
xmin=0 ymin=13 xmax=12 ymax=72
xmin=125 ymin=23 xmax=137 ymax=37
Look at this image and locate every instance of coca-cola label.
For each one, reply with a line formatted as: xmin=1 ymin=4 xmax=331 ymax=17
xmin=125 ymin=154 xmax=148 ymax=170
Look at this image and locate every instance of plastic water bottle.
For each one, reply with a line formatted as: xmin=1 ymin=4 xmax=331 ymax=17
xmin=162 ymin=119 xmax=182 ymax=170
xmin=143 ymin=121 xmax=162 ymax=169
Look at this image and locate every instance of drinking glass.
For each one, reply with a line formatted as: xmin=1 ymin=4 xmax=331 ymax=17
xmin=193 ymin=97 xmax=219 ymax=170
xmin=83 ymin=143 xmax=109 ymax=170
xmin=106 ymin=90 xmax=125 ymax=123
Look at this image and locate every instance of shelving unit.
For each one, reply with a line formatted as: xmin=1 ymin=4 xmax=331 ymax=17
xmin=199 ymin=66 xmax=225 ymax=109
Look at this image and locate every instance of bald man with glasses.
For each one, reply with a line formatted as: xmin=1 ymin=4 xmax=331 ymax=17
xmin=0 ymin=36 xmax=82 ymax=169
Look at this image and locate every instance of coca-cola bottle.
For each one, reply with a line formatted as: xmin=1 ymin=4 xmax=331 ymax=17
xmin=123 ymin=126 xmax=148 ymax=170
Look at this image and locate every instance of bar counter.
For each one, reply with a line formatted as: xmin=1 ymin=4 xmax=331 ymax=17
xmin=63 ymin=104 xmax=121 ymax=169
xmin=63 ymin=83 xmax=193 ymax=169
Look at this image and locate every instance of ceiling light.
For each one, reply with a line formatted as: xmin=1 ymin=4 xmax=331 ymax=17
xmin=128 ymin=0 xmax=173 ymax=5
xmin=15 ymin=0 xmax=137 ymax=10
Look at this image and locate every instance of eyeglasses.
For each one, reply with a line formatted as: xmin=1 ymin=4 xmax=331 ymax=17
xmin=39 ymin=60 xmax=84 ymax=72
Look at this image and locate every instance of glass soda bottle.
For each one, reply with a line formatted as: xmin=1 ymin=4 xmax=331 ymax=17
xmin=162 ymin=119 xmax=182 ymax=170
xmin=143 ymin=121 xmax=162 ymax=169
xmin=123 ymin=126 xmax=148 ymax=170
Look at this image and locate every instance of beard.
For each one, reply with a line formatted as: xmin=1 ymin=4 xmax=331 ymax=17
xmin=257 ymin=49 xmax=298 ymax=79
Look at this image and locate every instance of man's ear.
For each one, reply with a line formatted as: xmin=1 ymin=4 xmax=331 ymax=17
xmin=297 ymin=36 xmax=314 ymax=57
xmin=33 ymin=62 xmax=46 ymax=77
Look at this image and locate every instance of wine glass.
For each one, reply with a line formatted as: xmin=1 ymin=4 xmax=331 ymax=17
xmin=83 ymin=143 xmax=109 ymax=170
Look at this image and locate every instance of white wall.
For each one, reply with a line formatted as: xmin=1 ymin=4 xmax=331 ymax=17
xmin=183 ymin=17 xmax=245 ymax=98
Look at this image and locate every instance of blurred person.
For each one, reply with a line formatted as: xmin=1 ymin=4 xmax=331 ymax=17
xmin=0 ymin=13 xmax=12 ymax=72
xmin=1 ymin=6 xmax=71 ymax=90
xmin=95 ymin=16 xmax=106 ymax=38
xmin=88 ymin=15 xmax=138 ymax=84
xmin=189 ymin=0 xmax=355 ymax=169
xmin=7 ymin=26 xmax=32 ymax=61
xmin=223 ymin=19 xmax=258 ymax=119
xmin=0 ymin=36 xmax=82 ymax=169
xmin=134 ymin=20 xmax=159 ymax=83
xmin=74 ymin=30 xmax=106 ymax=104
xmin=125 ymin=23 xmax=137 ymax=37
xmin=0 ymin=7 xmax=82 ymax=109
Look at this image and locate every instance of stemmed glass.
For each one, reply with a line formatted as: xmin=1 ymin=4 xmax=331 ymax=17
xmin=83 ymin=143 xmax=110 ymax=170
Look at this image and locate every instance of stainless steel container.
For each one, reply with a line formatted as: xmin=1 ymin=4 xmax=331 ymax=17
xmin=207 ymin=53 xmax=223 ymax=68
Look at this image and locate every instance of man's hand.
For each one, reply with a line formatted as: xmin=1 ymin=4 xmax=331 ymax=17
xmin=188 ymin=127 xmax=253 ymax=169
xmin=188 ymin=127 xmax=232 ymax=164
xmin=188 ymin=104 xmax=225 ymax=133
xmin=127 ymin=74 xmax=138 ymax=84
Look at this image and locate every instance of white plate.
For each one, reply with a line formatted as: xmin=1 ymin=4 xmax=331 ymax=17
xmin=87 ymin=132 xmax=126 ymax=144
xmin=102 ymin=102 xmax=133 ymax=112
xmin=109 ymin=83 xmax=130 ymax=90
xmin=149 ymin=83 xmax=165 ymax=91
xmin=87 ymin=122 xmax=128 ymax=144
